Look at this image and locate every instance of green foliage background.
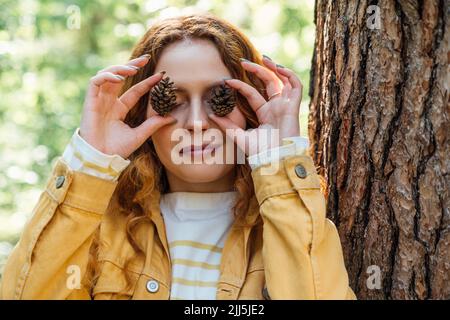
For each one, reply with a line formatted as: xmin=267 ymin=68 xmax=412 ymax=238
xmin=0 ymin=0 xmax=315 ymax=278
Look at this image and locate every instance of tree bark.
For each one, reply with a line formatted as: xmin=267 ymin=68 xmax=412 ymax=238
xmin=309 ymin=0 xmax=449 ymax=299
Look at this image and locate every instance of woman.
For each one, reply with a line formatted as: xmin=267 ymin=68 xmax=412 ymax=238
xmin=0 ymin=14 xmax=355 ymax=300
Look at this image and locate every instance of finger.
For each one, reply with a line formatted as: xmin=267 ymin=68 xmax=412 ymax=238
xmin=223 ymin=79 xmax=266 ymax=112
xmin=208 ymin=114 xmax=249 ymax=153
xmin=261 ymin=56 xmax=292 ymax=91
xmin=97 ymin=65 xmax=140 ymax=77
xmin=240 ymin=59 xmax=282 ymax=97
xmin=133 ymin=115 xmax=177 ymax=145
xmin=87 ymin=72 xmax=125 ymax=97
xmin=119 ymin=72 xmax=165 ymax=110
xmin=126 ymin=54 xmax=152 ymax=68
xmin=275 ymin=65 xmax=303 ymax=91
xmin=92 ymin=56 xmax=150 ymax=97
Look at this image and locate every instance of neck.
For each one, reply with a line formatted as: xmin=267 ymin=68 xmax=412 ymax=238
xmin=165 ymin=170 xmax=236 ymax=193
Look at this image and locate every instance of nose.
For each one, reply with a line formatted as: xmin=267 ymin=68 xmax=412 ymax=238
xmin=184 ymin=96 xmax=210 ymax=132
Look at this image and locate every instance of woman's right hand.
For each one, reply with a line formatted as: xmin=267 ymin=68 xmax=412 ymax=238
xmin=79 ymin=54 xmax=176 ymax=159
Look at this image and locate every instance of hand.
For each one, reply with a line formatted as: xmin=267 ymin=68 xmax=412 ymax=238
xmin=209 ymin=56 xmax=302 ymax=157
xmin=79 ymin=55 xmax=176 ymax=159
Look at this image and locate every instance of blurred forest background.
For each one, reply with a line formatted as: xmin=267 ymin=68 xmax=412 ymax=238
xmin=0 ymin=0 xmax=315 ymax=278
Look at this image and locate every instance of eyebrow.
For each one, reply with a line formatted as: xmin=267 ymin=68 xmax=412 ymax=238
xmin=172 ymin=80 xmax=226 ymax=93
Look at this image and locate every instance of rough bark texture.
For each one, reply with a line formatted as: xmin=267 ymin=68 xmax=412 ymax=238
xmin=309 ymin=0 xmax=449 ymax=299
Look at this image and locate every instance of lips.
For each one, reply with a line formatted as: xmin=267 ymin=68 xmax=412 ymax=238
xmin=180 ymin=143 xmax=218 ymax=155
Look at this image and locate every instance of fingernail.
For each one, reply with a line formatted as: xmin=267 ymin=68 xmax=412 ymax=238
xmin=115 ymin=75 xmax=125 ymax=81
xmin=141 ymin=54 xmax=151 ymax=59
xmin=240 ymin=58 xmax=251 ymax=63
xmin=128 ymin=65 xmax=140 ymax=70
xmin=263 ymin=54 xmax=272 ymax=61
xmin=276 ymin=64 xmax=285 ymax=68
xmin=222 ymin=77 xmax=232 ymax=82
xmin=160 ymin=71 xmax=166 ymax=75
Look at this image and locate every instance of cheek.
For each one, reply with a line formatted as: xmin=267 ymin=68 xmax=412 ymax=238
xmin=151 ymin=126 xmax=173 ymax=159
xmin=147 ymin=102 xmax=177 ymax=158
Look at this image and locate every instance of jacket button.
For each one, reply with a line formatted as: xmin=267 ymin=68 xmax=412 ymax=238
xmin=262 ymin=286 xmax=271 ymax=300
xmin=294 ymin=164 xmax=307 ymax=179
xmin=146 ymin=279 xmax=159 ymax=293
xmin=55 ymin=175 xmax=65 ymax=189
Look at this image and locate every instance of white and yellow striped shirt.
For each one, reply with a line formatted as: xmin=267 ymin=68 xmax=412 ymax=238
xmin=160 ymin=191 xmax=236 ymax=300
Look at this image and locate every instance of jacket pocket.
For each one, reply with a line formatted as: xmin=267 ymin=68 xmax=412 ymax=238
xmin=238 ymin=267 xmax=265 ymax=300
xmin=92 ymin=260 xmax=137 ymax=300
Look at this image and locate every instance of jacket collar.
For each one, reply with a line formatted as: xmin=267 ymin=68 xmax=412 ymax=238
xmin=147 ymin=189 xmax=261 ymax=299
xmin=216 ymin=196 xmax=260 ymax=299
xmin=148 ymin=190 xmax=171 ymax=264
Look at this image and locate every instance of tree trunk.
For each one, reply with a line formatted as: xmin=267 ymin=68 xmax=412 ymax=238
xmin=308 ymin=0 xmax=449 ymax=299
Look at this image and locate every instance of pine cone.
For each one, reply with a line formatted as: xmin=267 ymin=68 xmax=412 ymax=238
xmin=208 ymin=83 xmax=236 ymax=117
xmin=149 ymin=76 xmax=177 ymax=116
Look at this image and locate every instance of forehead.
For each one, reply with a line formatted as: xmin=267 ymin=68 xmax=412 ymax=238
xmin=154 ymin=38 xmax=231 ymax=89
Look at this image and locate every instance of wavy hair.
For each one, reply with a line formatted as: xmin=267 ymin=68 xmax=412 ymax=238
xmin=84 ymin=13 xmax=271 ymax=295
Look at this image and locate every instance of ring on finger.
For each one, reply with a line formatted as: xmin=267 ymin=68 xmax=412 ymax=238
xmin=268 ymin=92 xmax=282 ymax=100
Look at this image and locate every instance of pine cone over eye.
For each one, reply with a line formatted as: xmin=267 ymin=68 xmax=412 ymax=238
xmin=208 ymin=83 xmax=236 ymax=117
xmin=149 ymin=76 xmax=177 ymax=116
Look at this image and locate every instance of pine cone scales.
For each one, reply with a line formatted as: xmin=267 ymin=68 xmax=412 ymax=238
xmin=150 ymin=77 xmax=235 ymax=117
xmin=150 ymin=77 xmax=177 ymax=116
xmin=208 ymin=84 xmax=236 ymax=117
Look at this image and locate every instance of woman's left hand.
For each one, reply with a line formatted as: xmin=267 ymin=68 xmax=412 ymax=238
xmin=209 ymin=56 xmax=302 ymax=156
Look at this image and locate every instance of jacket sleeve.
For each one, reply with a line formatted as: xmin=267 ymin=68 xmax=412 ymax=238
xmin=0 ymin=158 xmax=118 ymax=300
xmin=252 ymin=154 xmax=356 ymax=300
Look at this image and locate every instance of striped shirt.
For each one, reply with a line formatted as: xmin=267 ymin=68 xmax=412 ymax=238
xmin=160 ymin=191 xmax=236 ymax=300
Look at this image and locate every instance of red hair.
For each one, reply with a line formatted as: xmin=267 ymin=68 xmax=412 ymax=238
xmin=84 ymin=13 xmax=269 ymax=295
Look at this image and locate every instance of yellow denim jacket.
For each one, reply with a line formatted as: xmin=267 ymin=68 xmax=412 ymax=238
xmin=0 ymin=154 xmax=356 ymax=300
